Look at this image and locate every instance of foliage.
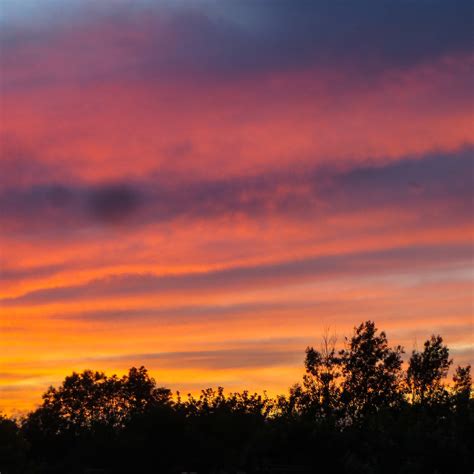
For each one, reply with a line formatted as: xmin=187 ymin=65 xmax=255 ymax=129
xmin=407 ymin=335 xmax=452 ymax=405
xmin=303 ymin=330 xmax=342 ymax=418
xmin=0 ymin=414 xmax=28 ymax=474
xmin=452 ymin=364 xmax=472 ymax=399
xmin=0 ymin=321 xmax=472 ymax=474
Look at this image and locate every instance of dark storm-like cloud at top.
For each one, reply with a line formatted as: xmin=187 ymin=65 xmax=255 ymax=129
xmin=1 ymin=0 xmax=472 ymax=89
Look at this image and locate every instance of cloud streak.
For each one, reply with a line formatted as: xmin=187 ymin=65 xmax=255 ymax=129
xmin=1 ymin=0 xmax=472 ymax=88
xmin=1 ymin=147 xmax=472 ymax=234
xmin=2 ymin=243 xmax=470 ymax=308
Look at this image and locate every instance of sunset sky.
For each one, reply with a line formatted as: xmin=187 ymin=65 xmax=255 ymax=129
xmin=0 ymin=0 xmax=473 ymax=414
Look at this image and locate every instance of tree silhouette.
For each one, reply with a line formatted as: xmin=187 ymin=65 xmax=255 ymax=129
xmin=303 ymin=331 xmax=342 ymax=418
xmin=0 ymin=414 xmax=28 ymax=474
xmin=407 ymin=335 xmax=452 ymax=405
xmin=23 ymin=366 xmax=170 ymax=436
xmin=339 ymin=321 xmax=404 ymax=418
xmin=451 ymin=364 xmax=472 ymax=410
xmin=3 ymin=320 xmax=472 ymax=474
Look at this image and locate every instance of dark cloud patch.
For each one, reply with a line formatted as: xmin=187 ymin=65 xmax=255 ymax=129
xmin=87 ymin=184 xmax=142 ymax=224
xmin=1 ymin=242 xmax=471 ymax=307
xmin=1 ymin=146 xmax=472 ymax=235
xmin=330 ymin=147 xmax=473 ymax=210
xmin=107 ymin=0 xmax=473 ymax=80
xmin=1 ymin=0 xmax=472 ymax=89
xmin=338 ymin=150 xmax=473 ymax=191
xmin=0 ymin=182 xmax=143 ymax=231
xmin=255 ymin=0 xmax=473 ymax=70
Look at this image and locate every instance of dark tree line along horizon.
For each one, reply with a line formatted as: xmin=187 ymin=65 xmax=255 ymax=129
xmin=1 ymin=321 xmax=472 ymax=474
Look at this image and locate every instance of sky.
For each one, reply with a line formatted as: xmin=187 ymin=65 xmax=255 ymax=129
xmin=0 ymin=0 xmax=473 ymax=414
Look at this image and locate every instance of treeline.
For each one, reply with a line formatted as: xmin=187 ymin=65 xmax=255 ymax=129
xmin=1 ymin=321 xmax=472 ymax=473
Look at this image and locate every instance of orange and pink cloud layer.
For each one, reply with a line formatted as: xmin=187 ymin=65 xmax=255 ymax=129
xmin=0 ymin=0 xmax=473 ymax=413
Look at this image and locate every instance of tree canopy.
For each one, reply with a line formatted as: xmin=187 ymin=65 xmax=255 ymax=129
xmin=1 ymin=321 xmax=472 ymax=474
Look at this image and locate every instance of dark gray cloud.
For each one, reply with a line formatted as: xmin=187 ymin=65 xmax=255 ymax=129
xmin=257 ymin=0 xmax=473 ymax=68
xmin=1 ymin=147 xmax=472 ymax=234
xmin=332 ymin=147 xmax=473 ymax=209
xmin=87 ymin=184 xmax=142 ymax=223
xmin=1 ymin=0 xmax=472 ymax=89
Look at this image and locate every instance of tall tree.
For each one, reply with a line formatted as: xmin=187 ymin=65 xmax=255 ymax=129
xmin=339 ymin=321 xmax=404 ymax=418
xmin=304 ymin=331 xmax=342 ymax=418
xmin=407 ymin=335 xmax=452 ymax=405
xmin=451 ymin=365 xmax=472 ymax=409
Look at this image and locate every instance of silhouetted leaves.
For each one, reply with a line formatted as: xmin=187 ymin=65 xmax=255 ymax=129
xmin=1 ymin=321 xmax=472 ymax=474
xmin=0 ymin=414 xmax=28 ymax=474
xmin=303 ymin=330 xmax=342 ymax=419
xmin=407 ymin=335 xmax=452 ymax=405
xmin=339 ymin=321 xmax=404 ymax=418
